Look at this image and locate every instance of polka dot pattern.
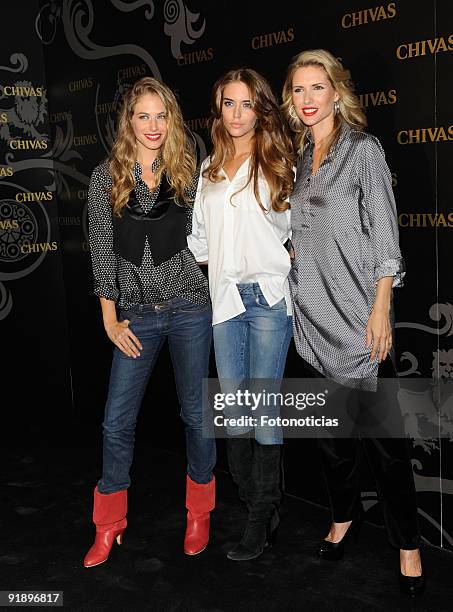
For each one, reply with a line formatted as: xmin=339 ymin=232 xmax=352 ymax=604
xmin=87 ymin=160 xmax=209 ymax=310
xmin=289 ymin=122 xmax=405 ymax=381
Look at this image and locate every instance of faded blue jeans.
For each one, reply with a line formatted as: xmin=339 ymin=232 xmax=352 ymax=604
xmin=213 ymin=283 xmax=293 ymax=445
xmin=98 ymin=297 xmax=216 ymax=493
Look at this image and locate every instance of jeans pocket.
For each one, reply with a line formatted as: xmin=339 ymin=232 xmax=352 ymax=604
xmin=254 ymin=292 xmax=286 ymax=310
xmin=119 ymin=308 xmax=140 ymax=324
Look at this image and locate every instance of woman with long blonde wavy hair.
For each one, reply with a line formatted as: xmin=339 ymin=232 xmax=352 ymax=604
xmin=188 ymin=68 xmax=294 ymax=562
xmin=282 ymin=50 xmax=424 ymax=597
xmin=109 ymin=78 xmax=196 ymax=215
xmin=84 ymin=76 xmax=216 ymax=568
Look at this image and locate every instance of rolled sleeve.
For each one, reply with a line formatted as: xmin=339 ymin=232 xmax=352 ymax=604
xmin=358 ymin=136 xmax=406 ymax=288
xmin=374 ymin=257 xmax=405 ymax=288
xmin=87 ymin=165 xmax=120 ymax=302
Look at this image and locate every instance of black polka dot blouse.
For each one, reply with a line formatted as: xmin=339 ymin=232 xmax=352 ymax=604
xmin=87 ymin=158 xmax=209 ymax=310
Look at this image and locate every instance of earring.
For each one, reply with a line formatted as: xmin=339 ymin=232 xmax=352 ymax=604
xmin=289 ymin=105 xmax=299 ymax=121
xmin=334 ymin=100 xmax=340 ymax=115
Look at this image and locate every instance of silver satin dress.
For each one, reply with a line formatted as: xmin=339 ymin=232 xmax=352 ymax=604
xmin=289 ymin=122 xmax=405 ymax=382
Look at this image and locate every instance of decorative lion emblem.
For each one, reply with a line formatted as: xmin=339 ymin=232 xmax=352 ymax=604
xmin=399 ymin=348 xmax=453 ymax=453
xmin=434 ymin=349 xmax=453 ymax=380
xmin=431 ymin=349 xmax=453 ymax=436
xmin=0 ymin=80 xmax=48 ymax=143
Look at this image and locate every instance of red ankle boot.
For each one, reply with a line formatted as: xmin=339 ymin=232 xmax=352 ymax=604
xmin=83 ymin=486 xmax=128 ymax=568
xmin=184 ymin=475 xmax=215 ymax=555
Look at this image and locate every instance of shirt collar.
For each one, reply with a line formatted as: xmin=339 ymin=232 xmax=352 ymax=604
xmin=221 ymin=155 xmax=251 ymax=181
xmin=134 ymin=156 xmax=162 ymax=177
xmin=305 ymin=121 xmax=351 ymax=157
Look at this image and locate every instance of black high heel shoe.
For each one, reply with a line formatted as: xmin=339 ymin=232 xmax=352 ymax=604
xmin=227 ymin=508 xmax=280 ymax=561
xmin=317 ymin=515 xmax=363 ymax=561
xmin=399 ymin=551 xmax=426 ymax=598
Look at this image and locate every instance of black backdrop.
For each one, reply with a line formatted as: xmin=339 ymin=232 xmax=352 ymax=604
xmin=1 ymin=0 xmax=452 ymax=552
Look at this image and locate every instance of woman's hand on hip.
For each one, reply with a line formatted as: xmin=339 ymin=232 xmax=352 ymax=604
xmin=365 ymin=307 xmax=392 ymax=363
xmin=105 ymin=320 xmax=143 ymax=358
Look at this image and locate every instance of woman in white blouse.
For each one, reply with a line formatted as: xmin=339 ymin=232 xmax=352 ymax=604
xmin=188 ymin=68 xmax=294 ymax=561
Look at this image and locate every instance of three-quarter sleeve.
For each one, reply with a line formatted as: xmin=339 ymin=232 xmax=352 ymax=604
xmin=358 ymin=136 xmax=405 ymax=288
xmin=87 ymin=165 xmax=119 ymax=302
xmin=187 ymin=163 xmax=209 ymax=262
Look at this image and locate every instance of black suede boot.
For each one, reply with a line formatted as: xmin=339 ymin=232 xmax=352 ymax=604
xmin=227 ymin=441 xmax=282 ymax=561
xmin=226 ymin=435 xmax=253 ymax=507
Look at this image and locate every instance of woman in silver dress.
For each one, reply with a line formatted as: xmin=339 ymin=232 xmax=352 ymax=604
xmin=282 ymin=49 xmax=424 ymax=598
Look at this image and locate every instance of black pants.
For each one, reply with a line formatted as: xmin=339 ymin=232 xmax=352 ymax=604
xmin=307 ymin=358 xmax=421 ymax=550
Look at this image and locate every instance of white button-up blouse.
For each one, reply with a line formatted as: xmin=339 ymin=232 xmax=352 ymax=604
xmin=188 ymin=156 xmax=292 ymax=325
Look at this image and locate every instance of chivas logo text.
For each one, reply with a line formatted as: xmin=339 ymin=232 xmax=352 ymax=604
xmin=397 ymin=126 xmax=453 ymax=144
xmin=68 ymin=78 xmax=94 ymax=92
xmin=251 ymin=28 xmax=294 ymax=49
xmin=177 ymin=48 xmax=213 ymax=65
xmin=16 ymin=192 xmax=53 ymax=203
xmin=21 ymin=241 xmax=58 ymax=254
xmin=1 ymin=85 xmax=43 ymax=96
xmin=0 ymin=167 xmax=13 ymax=177
xmin=49 ymin=111 xmax=72 ymax=124
xmin=9 ymin=139 xmax=48 ymax=150
xmin=95 ymin=101 xmax=117 ymax=116
xmin=397 ymin=35 xmax=453 ymax=59
xmin=117 ymin=64 xmax=147 ymax=84
xmin=341 ymin=3 xmax=396 ymax=28
xmin=359 ymin=89 xmax=396 ymax=108
xmin=399 ymin=213 xmax=453 ymax=228
xmin=0 ymin=219 xmax=19 ymax=230
xmin=73 ymin=134 xmax=98 ymax=147
xmin=186 ymin=117 xmax=209 ymax=131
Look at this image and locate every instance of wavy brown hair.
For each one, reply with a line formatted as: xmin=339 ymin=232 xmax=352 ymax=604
xmin=109 ymin=77 xmax=196 ymax=215
xmin=282 ymin=49 xmax=367 ymax=156
xmin=204 ymin=68 xmax=294 ymax=213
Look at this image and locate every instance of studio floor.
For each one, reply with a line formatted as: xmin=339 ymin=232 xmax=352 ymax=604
xmin=1 ymin=445 xmax=452 ymax=612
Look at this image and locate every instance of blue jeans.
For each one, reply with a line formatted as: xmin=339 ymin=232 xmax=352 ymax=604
xmin=213 ymin=283 xmax=293 ymax=444
xmin=98 ymin=297 xmax=216 ymax=494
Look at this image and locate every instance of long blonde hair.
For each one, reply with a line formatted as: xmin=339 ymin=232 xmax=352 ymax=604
xmin=204 ymin=68 xmax=294 ymax=213
xmin=282 ymin=49 xmax=367 ymax=155
xmin=109 ymin=77 xmax=196 ymax=215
